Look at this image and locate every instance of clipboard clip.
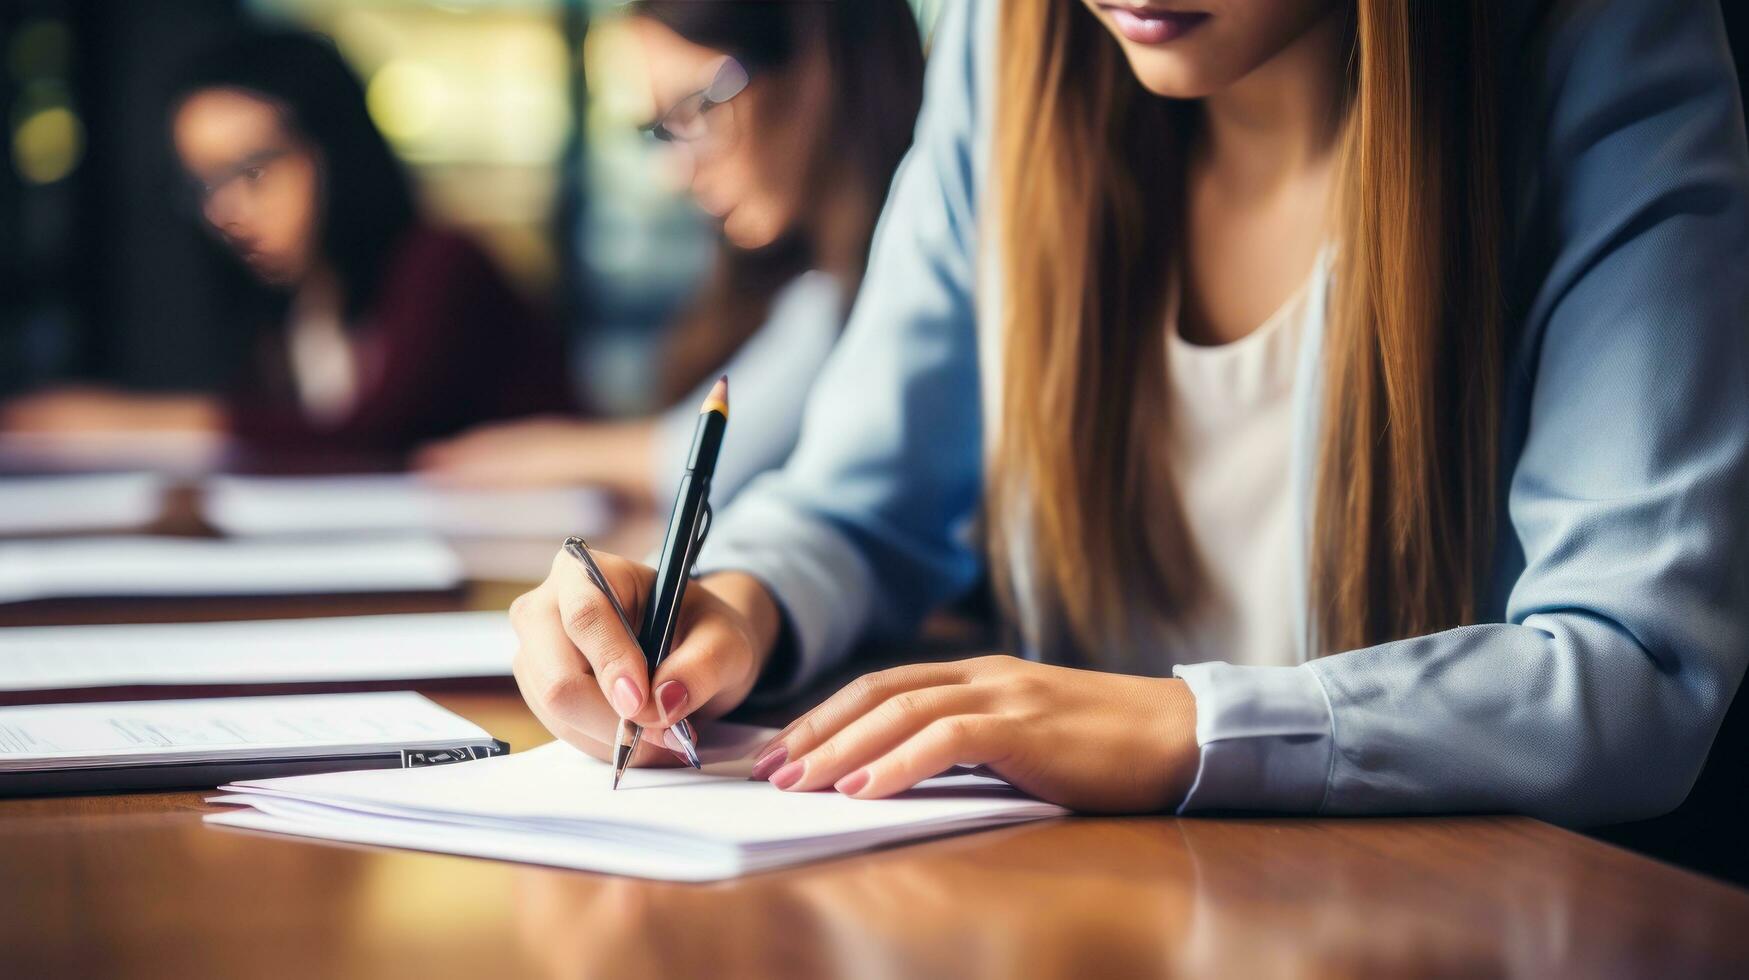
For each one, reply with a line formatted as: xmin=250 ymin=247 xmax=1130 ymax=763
xmin=401 ymin=740 xmax=509 ymax=768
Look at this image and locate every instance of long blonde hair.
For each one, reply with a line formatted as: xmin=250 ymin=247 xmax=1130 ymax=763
xmin=988 ymin=1 xmax=1502 ymax=659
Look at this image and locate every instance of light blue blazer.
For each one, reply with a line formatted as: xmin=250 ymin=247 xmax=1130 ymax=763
xmin=695 ymin=0 xmax=1749 ymax=826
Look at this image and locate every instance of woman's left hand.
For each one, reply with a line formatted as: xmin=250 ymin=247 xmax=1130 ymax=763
xmin=750 ymin=655 xmax=1201 ymax=813
xmin=413 ymin=417 xmax=656 ymax=496
xmin=0 ymin=386 xmax=221 ymax=434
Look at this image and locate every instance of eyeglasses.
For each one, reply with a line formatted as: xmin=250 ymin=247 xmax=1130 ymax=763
xmin=643 ymin=57 xmax=749 ymax=144
xmin=184 ymin=146 xmax=294 ymax=220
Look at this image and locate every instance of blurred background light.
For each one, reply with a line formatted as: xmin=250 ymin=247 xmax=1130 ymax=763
xmin=12 ymin=104 xmax=83 ymax=185
xmin=367 ymin=59 xmax=446 ymax=144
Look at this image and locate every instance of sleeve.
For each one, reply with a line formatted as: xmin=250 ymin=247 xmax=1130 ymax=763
xmin=1174 ymin=0 xmax=1749 ymax=826
xmin=691 ymin=0 xmax=993 ymax=698
xmin=651 ymin=273 xmax=845 ymax=505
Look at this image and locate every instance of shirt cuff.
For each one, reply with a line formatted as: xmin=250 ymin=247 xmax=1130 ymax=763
xmin=1171 ymin=662 xmax=1335 ymax=814
xmin=692 ymin=486 xmax=878 ymax=701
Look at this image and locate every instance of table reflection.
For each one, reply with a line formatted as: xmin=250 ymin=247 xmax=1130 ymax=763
xmin=6 ymin=767 xmax=1744 ymax=977
xmin=511 ymin=821 xmax=1185 ymax=979
xmin=507 ymin=814 xmax=1742 ymax=980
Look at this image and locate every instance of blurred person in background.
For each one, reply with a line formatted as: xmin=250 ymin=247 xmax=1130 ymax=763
xmin=415 ymin=0 xmax=925 ymax=503
xmin=0 ymin=32 xmax=574 ymax=457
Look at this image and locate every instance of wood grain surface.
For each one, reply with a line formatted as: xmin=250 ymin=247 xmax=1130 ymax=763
xmin=3 ymin=498 xmax=1745 ymax=978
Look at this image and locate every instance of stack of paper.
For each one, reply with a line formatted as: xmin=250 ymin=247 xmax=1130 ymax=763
xmin=0 ymin=473 xmax=167 ymax=535
xmin=207 ymin=724 xmax=1067 ymax=881
xmin=1 ymin=692 xmax=499 ymax=795
xmin=0 ymin=611 xmax=515 ymax=692
xmin=203 ymin=474 xmax=613 ymax=539
xmin=0 ymin=534 xmax=464 ymax=603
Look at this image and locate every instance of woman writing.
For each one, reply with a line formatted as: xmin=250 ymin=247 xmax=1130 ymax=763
xmin=1 ymin=33 xmax=572 ymax=455
xmin=509 ymin=0 xmax=1748 ymax=825
xmin=416 ymin=0 xmax=925 ymax=505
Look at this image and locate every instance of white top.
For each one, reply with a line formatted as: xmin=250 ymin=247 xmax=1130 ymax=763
xmin=1164 ymin=251 xmax=1328 ymax=668
xmin=285 ymin=288 xmax=359 ymax=426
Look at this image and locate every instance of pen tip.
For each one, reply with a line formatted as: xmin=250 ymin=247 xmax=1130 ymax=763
xmin=700 ymin=376 xmax=729 ymax=419
xmin=611 ymin=742 xmax=631 ymax=790
xmin=671 ymin=719 xmax=703 ymax=769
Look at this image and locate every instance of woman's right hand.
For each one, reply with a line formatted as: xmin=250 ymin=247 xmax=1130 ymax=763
xmin=508 ymin=547 xmax=782 ymax=767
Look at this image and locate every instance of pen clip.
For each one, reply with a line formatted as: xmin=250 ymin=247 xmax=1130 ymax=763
xmin=680 ymin=501 xmax=712 ymax=580
xmin=692 ymin=501 xmax=713 ymax=552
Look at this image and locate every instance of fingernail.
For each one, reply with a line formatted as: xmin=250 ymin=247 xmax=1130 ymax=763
xmin=750 ymin=746 xmax=788 ymax=781
xmin=655 ymin=681 xmax=689 ymax=722
xmin=770 ymin=760 xmax=804 ymax=791
xmin=611 ymin=676 xmax=642 ymax=717
xmin=662 ymin=729 xmax=690 ymax=760
xmin=835 ymin=769 xmax=870 ymax=796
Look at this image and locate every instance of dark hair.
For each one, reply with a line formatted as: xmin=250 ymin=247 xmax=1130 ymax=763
xmin=630 ymin=0 xmax=926 ymax=401
xmin=169 ymin=31 xmax=418 ymax=320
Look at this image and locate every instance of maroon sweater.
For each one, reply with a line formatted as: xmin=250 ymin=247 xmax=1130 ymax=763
xmin=226 ymin=225 xmax=574 ymax=454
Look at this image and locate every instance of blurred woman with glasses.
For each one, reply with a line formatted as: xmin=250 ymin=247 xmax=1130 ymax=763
xmin=415 ymin=0 xmax=927 ymax=505
xmin=0 ymin=32 xmax=574 ymax=456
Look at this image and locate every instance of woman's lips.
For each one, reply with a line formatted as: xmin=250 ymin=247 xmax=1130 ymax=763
xmin=1100 ymin=5 xmax=1209 ymax=45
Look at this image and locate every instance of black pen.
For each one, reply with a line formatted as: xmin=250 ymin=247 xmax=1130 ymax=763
xmin=611 ymin=376 xmax=728 ymax=789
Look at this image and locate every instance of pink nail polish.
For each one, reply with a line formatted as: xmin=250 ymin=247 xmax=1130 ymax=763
xmin=770 ymin=760 xmax=804 ymax=791
xmin=612 ymin=676 xmax=642 ymax=717
xmin=835 ymin=769 xmax=870 ymax=796
xmin=655 ymin=681 xmax=689 ymax=721
xmin=750 ymin=746 xmax=788 ymax=781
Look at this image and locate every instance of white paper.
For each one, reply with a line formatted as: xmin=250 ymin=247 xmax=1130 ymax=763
xmin=0 ymin=430 xmax=231 ymax=476
xmin=0 ymin=473 xmax=168 ymax=535
xmin=0 ymin=534 xmax=464 ymax=603
xmin=203 ymin=474 xmax=613 ymax=539
xmin=0 ymin=611 xmax=515 ymax=692
xmin=206 ymin=727 xmax=1067 ymax=881
xmin=0 ymin=692 xmax=491 ymax=771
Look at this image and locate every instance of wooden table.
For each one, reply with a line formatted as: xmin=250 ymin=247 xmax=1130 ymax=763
xmin=3 ymin=512 xmax=1748 ymax=976
xmin=4 ymin=684 xmax=1748 ymax=978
